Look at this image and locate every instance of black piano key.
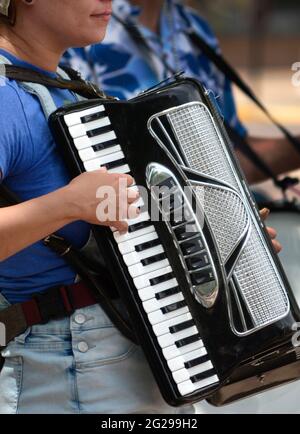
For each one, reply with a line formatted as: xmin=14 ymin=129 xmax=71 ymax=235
xmin=169 ymin=319 xmax=195 ymax=334
xmin=181 ymin=237 xmax=204 ymax=256
xmin=160 ymin=192 xmax=182 ymax=214
xmin=128 ymin=221 xmax=152 ymax=234
xmin=155 ymin=286 xmax=180 ymax=300
xmin=135 ymin=238 xmax=161 ymax=252
xmin=157 ymin=177 xmax=177 ymax=190
xmin=81 ymin=111 xmax=107 ymax=124
xmin=174 ymin=222 xmax=197 ymax=241
xmin=141 ymin=252 xmax=167 ymax=266
xmin=157 ymin=186 xmax=177 ymax=202
xmin=191 ymin=269 xmax=214 ymax=286
xmin=169 ymin=192 xmax=183 ymax=209
xmin=161 ymin=300 xmax=186 ymax=314
xmin=184 ymin=354 xmax=210 ymax=369
xmin=175 ymin=333 xmax=201 ymax=348
xmin=105 ymin=158 xmax=126 ymax=170
xmin=186 ymin=252 xmax=210 ymax=271
xmin=150 ymin=272 xmax=174 ymax=286
xmin=190 ymin=369 xmax=216 ymax=384
xmin=87 ymin=125 xmax=112 ymax=138
xmin=169 ymin=205 xmax=194 ymax=227
xmin=169 ymin=209 xmax=185 ymax=227
xmin=92 ymin=138 xmax=118 ymax=152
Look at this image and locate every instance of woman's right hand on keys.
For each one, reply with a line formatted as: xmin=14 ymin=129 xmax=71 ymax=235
xmin=65 ymin=168 xmax=140 ymax=232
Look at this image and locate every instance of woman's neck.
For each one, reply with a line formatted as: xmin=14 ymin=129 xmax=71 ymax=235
xmin=131 ymin=0 xmax=164 ymax=33
xmin=0 ymin=24 xmax=62 ymax=72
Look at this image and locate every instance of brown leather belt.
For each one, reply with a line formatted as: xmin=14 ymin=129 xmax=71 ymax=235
xmin=0 ymin=282 xmax=98 ymax=347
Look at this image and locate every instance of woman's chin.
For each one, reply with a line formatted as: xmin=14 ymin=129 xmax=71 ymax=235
xmin=84 ymin=30 xmax=107 ymax=45
xmin=71 ymin=31 xmax=107 ymax=48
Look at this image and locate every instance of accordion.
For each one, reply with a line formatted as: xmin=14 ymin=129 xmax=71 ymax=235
xmin=50 ymin=77 xmax=300 ymax=407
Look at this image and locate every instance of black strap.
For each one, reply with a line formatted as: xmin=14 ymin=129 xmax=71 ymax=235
xmin=0 ymin=64 xmax=111 ymax=100
xmin=113 ymin=10 xmax=300 ymax=190
xmin=44 ymin=235 xmax=138 ymax=344
xmin=0 ymin=188 xmax=138 ymax=344
xmin=177 ymin=9 xmax=300 ymax=155
xmin=225 ymin=122 xmax=299 ymax=191
xmin=112 ymin=12 xmax=177 ymax=76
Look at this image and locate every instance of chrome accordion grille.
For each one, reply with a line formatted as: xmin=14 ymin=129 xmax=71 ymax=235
xmin=193 ymin=185 xmax=249 ymax=264
xmin=168 ymin=104 xmax=238 ymax=188
xmin=163 ymin=102 xmax=290 ymax=332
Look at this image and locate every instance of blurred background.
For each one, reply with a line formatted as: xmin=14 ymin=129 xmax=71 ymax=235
xmin=188 ymin=0 xmax=300 ymax=200
xmin=186 ymin=1 xmax=300 ymax=413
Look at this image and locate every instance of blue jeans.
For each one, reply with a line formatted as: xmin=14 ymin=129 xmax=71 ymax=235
xmin=0 ymin=294 xmax=195 ymax=414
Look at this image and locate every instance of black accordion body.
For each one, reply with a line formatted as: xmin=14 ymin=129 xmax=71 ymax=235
xmin=50 ymin=77 xmax=300 ymax=407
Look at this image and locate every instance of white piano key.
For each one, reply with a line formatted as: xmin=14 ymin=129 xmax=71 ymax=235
xmin=84 ymin=150 xmax=125 ymax=171
xmin=132 ymin=196 xmax=145 ymax=208
xmin=73 ymin=135 xmax=91 ymax=150
xmin=69 ymin=116 xmax=111 ymax=139
xmin=128 ymin=211 xmax=150 ymax=226
xmin=74 ymin=131 xmax=117 ymax=149
xmin=84 ymin=159 xmax=102 ymax=171
xmin=74 ymin=130 xmax=117 ymax=151
xmin=115 ymin=226 xmax=156 ymax=246
xmin=172 ymin=360 xmax=213 ymax=384
xmin=127 ymin=185 xmax=140 ymax=194
xmin=162 ymin=338 xmax=204 ymax=361
xmin=114 ymin=212 xmax=151 ymax=242
xmin=138 ymin=278 xmax=178 ymax=302
xmin=111 ymin=198 xmax=146 ymax=233
xmin=118 ymin=231 xmax=159 ymax=255
xmin=177 ymin=374 xmax=219 ymax=396
xmin=129 ymin=257 xmax=169 ymax=279
xmin=167 ymin=347 xmax=208 ymax=372
xmin=157 ymin=326 xmax=198 ymax=349
xmin=64 ymin=105 xmax=105 ymax=127
xmin=152 ymin=313 xmax=192 ymax=337
xmin=90 ymin=150 xmax=125 ymax=166
xmin=148 ymin=306 xmax=189 ymax=326
xmin=123 ymin=245 xmax=165 ymax=267
xmin=79 ymin=144 xmax=121 ymax=162
xmin=143 ymin=292 xmax=183 ymax=315
xmin=108 ymin=164 xmax=130 ymax=174
xmin=134 ymin=265 xmax=173 ymax=290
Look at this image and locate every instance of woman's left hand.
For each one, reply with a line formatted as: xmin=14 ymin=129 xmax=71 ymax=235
xmin=260 ymin=208 xmax=282 ymax=254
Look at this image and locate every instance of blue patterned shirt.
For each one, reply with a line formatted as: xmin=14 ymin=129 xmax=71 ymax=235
xmin=62 ymin=0 xmax=246 ymax=136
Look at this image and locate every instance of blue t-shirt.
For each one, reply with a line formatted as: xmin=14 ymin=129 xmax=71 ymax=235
xmin=62 ymin=0 xmax=246 ymax=137
xmin=0 ymin=49 xmax=91 ymax=303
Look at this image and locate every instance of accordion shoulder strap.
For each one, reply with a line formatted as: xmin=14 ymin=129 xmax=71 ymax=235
xmin=0 ymin=186 xmax=138 ymax=344
xmin=178 ymin=8 xmax=300 ymax=156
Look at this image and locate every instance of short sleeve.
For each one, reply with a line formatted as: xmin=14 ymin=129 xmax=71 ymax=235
xmin=0 ymin=81 xmax=32 ymax=181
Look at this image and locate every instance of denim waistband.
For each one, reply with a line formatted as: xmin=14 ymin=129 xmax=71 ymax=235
xmin=0 ymin=290 xmax=125 ymax=337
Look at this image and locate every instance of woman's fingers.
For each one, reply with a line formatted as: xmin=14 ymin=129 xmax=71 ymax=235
xmin=127 ymin=190 xmax=140 ymax=204
xmin=259 ymin=209 xmax=282 ymax=253
xmin=260 ymin=208 xmax=270 ymax=221
xmin=266 ymin=226 xmax=277 ymax=239
xmin=271 ymin=239 xmax=282 ymax=254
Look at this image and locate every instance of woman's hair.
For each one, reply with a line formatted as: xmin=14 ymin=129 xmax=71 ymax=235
xmin=0 ymin=0 xmax=16 ymax=26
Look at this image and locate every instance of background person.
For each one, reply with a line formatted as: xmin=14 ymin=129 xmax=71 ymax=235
xmin=63 ymin=0 xmax=300 ymax=185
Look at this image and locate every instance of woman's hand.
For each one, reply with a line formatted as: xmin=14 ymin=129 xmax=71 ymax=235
xmin=65 ymin=168 xmax=140 ymax=232
xmin=260 ymin=208 xmax=282 ymax=253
